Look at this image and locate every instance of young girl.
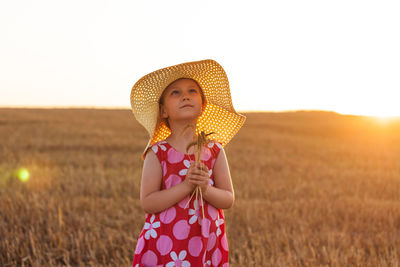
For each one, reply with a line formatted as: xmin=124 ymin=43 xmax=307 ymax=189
xmin=130 ymin=59 xmax=246 ymax=267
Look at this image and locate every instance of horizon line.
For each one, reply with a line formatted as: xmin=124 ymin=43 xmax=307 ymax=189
xmin=0 ymin=105 xmax=399 ymax=119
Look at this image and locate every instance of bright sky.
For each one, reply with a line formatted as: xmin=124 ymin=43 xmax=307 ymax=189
xmin=1 ymin=0 xmax=399 ymax=117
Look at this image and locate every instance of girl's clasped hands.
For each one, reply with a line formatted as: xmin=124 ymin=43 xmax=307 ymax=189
xmin=184 ymin=161 xmax=210 ymax=193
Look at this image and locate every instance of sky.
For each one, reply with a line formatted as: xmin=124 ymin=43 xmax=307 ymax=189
xmin=1 ymin=0 xmax=399 ymax=117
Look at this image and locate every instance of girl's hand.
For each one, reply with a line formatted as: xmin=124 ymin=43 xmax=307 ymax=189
xmin=186 ymin=161 xmax=210 ymax=194
xmin=182 ymin=170 xmax=197 ymax=191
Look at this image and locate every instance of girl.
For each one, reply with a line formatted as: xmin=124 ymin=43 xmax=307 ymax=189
xmin=130 ymin=59 xmax=246 ymax=267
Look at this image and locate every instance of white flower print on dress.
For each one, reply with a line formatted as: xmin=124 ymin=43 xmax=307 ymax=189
xmin=188 ymin=198 xmax=203 ymax=225
xmin=166 ymin=250 xmax=191 ymax=267
xmin=207 ymin=141 xmax=222 ymax=149
xmin=178 ymin=159 xmax=192 ymax=176
xmin=159 ymin=140 xmax=167 ymax=148
xmin=208 ymin=169 xmax=214 ymax=186
xmin=152 ymin=141 xmax=167 ymax=154
xmin=215 ymin=215 xmax=224 ymax=237
xmin=144 ymin=214 xmax=160 ymax=240
xmin=202 ymin=252 xmax=212 ymax=267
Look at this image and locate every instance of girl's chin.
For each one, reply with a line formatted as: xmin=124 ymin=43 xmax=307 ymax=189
xmin=174 ymin=114 xmax=201 ymax=122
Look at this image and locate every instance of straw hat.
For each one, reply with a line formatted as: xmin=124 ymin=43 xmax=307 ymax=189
xmin=130 ymin=59 xmax=246 ymax=160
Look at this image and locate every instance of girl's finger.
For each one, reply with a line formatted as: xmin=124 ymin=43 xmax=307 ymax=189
xmin=192 ymin=168 xmax=206 ymax=176
xmin=188 ymin=177 xmax=201 ymax=183
xmin=189 ymin=179 xmax=207 ymax=186
xmin=192 ymin=169 xmax=208 ymax=175
xmin=199 ymin=164 xmax=209 ymax=172
xmin=189 ymin=175 xmax=205 ymax=181
xmin=190 ymin=178 xmax=209 ymax=185
xmin=189 ymin=174 xmax=207 ymax=181
xmin=191 ymin=180 xmax=208 ymax=186
xmin=200 ymin=161 xmax=208 ymax=168
xmin=192 ymin=170 xmax=208 ymax=177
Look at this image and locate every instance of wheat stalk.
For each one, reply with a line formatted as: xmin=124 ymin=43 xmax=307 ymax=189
xmin=180 ymin=124 xmax=215 ymax=219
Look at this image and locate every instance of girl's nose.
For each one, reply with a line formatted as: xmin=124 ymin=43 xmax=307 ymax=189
xmin=182 ymin=92 xmax=190 ymax=100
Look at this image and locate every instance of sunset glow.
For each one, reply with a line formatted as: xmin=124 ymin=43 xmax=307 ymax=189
xmin=0 ymin=0 xmax=399 ymax=117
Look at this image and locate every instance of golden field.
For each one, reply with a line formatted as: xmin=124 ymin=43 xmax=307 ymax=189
xmin=1 ymin=108 xmax=400 ymax=266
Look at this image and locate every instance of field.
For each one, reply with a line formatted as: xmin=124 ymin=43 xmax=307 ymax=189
xmin=1 ymin=108 xmax=400 ymax=266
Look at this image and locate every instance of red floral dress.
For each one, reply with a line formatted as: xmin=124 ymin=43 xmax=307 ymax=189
xmin=132 ymin=139 xmax=229 ymax=267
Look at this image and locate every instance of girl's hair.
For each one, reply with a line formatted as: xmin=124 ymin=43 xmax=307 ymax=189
xmin=157 ymin=78 xmax=207 ymax=130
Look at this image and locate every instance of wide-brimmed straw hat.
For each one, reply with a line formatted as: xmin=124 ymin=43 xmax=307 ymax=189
xmin=130 ymin=59 xmax=246 ymax=160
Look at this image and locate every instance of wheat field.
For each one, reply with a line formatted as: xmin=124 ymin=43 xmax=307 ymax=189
xmin=1 ymin=108 xmax=400 ymax=266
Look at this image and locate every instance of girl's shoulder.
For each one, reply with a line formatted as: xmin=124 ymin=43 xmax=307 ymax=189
xmin=151 ymin=140 xmax=167 ymax=149
xmin=149 ymin=140 xmax=168 ymax=156
xmin=143 ymin=140 xmax=168 ymax=163
xmin=206 ymin=139 xmax=223 ymax=159
xmin=206 ymin=139 xmax=223 ymax=148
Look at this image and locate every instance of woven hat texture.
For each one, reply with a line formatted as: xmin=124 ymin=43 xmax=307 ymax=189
xmin=130 ymin=59 xmax=246 ymax=160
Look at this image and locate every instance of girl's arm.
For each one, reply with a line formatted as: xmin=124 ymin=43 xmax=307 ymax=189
xmin=140 ymin=149 xmax=195 ymax=214
xmin=202 ymin=148 xmax=235 ymax=209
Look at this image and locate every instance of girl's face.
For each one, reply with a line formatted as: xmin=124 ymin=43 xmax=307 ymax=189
xmin=160 ymin=78 xmax=204 ymax=125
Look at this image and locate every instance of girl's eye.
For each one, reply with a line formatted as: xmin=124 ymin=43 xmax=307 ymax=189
xmin=190 ymin=89 xmax=197 ymax=93
xmin=171 ymin=90 xmax=179 ymax=95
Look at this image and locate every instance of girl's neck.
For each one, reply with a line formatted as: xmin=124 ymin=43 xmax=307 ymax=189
xmin=166 ymin=120 xmax=198 ymax=154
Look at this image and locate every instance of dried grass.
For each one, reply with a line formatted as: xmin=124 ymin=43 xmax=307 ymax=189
xmin=1 ymin=108 xmax=400 ymax=266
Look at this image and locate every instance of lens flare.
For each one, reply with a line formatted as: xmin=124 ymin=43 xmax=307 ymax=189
xmin=17 ymin=168 xmax=30 ymax=182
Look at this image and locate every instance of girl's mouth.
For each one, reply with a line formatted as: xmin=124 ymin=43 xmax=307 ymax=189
xmin=181 ymin=105 xmax=193 ymax=108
